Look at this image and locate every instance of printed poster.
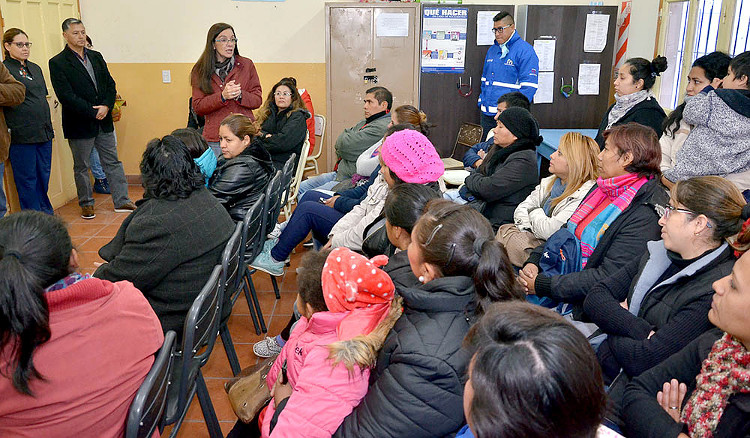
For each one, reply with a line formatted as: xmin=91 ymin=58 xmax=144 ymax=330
xmin=421 ymin=7 xmax=468 ymax=73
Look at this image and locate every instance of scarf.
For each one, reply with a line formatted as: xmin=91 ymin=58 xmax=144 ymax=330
xmin=568 ymin=173 xmax=648 ymax=268
xmin=215 ymin=55 xmax=234 ymax=82
xmin=44 ymin=272 xmax=91 ymax=293
xmin=497 ymin=30 xmax=515 ymax=59
xmin=607 ymin=90 xmax=650 ymax=129
xmin=478 ymin=137 xmax=539 ymax=176
xmin=681 ymin=333 xmax=750 ymax=437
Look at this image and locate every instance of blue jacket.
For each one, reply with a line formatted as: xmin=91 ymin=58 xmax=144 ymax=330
xmin=462 ymin=139 xmax=494 ymax=168
xmin=332 ymin=165 xmax=380 ymax=214
xmin=478 ymin=32 xmax=539 ymax=115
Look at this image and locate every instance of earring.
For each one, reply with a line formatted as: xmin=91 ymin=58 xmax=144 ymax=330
xmin=418 ymin=275 xmax=425 ymax=284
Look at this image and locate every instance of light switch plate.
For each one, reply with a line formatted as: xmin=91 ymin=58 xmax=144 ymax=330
xmin=162 ymin=70 xmax=171 ymax=83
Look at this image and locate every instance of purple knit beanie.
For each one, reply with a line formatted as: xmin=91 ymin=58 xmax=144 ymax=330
xmin=380 ymin=130 xmax=444 ymax=184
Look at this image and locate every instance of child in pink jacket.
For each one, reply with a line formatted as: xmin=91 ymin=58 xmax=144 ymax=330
xmin=260 ymin=247 xmax=402 ymax=438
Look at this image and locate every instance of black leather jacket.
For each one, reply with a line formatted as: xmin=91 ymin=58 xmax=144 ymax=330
xmin=208 ymin=141 xmax=274 ymax=221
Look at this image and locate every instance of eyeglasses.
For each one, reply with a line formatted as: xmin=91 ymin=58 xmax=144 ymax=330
xmin=11 ymin=42 xmax=32 ymax=48
xmin=492 ymin=24 xmax=513 ymax=34
xmin=214 ymin=38 xmax=237 ymax=45
xmin=654 ymin=204 xmax=712 ymax=227
xmin=274 ymin=91 xmax=292 ymax=97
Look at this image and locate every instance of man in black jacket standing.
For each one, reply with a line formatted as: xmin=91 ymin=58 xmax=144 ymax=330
xmin=49 ymin=18 xmax=134 ymax=219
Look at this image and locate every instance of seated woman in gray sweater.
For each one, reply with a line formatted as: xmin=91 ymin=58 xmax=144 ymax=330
xmin=663 ymin=51 xmax=750 ymax=192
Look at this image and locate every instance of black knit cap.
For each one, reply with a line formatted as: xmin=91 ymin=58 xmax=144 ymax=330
xmin=497 ymin=107 xmax=543 ymax=144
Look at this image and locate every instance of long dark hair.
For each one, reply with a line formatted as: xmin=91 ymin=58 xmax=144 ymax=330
xmin=191 ymin=23 xmax=239 ymax=94
xmin=2 ymin=28 xmax=27 ymax=60
xmin=663 ymin=52 xmax=731 ymax=137
xmin=0 ymin=211 xmax=73 ymax=395
xmin=413 ymin=199 xmax=524 ymax=313
xmin=391 ymin=105 xmax=430 ymax=136
xmin=464 ymin=301 xmax=606 ymax=438
xmin=383 ymin=183 xmax=440 ymax=234
xmin=624 ymin=55 xmax=668 ymax=91
xmin=141 ymin=135 xmax=205 ymax=200
xmin=255 ymin=77 xmax=307 ymax=127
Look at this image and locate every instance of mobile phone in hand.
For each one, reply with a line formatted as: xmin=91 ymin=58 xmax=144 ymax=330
xmin=319 ymin=198 xmax=327 ymax=204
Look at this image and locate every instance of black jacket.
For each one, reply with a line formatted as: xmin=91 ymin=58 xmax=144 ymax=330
xmin=255 ymin=105 xmax=309 ymax=171
xmin=208 ymin=142 xmax=274 ymax=221
xmin=464 ymin=148 xmax=538 ymax=229
xmin=595 ymin=97 xmax=666 ymax=149
xmin=334 ymin=276 xmax=475 ymax=438
xmin=586 ymin=244 xmax=734 ymax=381
xmin=623 ymin=329 xmax=750 ymax=438
xmin=48 ymin=46 xmax=117 ymax=139
xmin=2 ymin=58 xmax=54 ymax=144
xmin=93 ymin=187 xmax=235 ymax=336
xmin=382 ymin=250 xmax=420 ymax=290
xmin=529 ymin=179 xmax=669 ymax=306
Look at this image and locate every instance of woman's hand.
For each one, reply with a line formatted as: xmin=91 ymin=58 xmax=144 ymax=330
xmin=271 ymin=376 xmax=293 ymax=408
xmin=222 ymin=80 xmax=242 ymax=100
xmin=656 ymin=379 xmax=687 ymax=422
xmin=518 ymin=264 xmax=539 ymax=294
xmin=323 ymin=195 xmax=339 ymax=208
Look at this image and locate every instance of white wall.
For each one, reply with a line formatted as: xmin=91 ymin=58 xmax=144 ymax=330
xmin=80 ymin=0 xmax=660 ymax=64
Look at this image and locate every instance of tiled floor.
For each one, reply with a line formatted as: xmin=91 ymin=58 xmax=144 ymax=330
xmin=56 ymin=185 xmax=304 ymax=438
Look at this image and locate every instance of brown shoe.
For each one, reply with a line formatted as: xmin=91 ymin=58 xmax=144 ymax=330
xmin=114 ymin=201 xmax=137 ymax=213
xmin=81 ymin=205 xmax=96 ymax=219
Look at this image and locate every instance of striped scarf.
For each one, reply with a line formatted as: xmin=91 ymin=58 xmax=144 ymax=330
xmin=568 ymin=173 xmax=648 ymax=268
xmin=681 ymin=333 xmax=750 ymax=437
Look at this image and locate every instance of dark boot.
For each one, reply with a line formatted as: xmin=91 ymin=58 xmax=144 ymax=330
xmin=93 ymin=178 xmax=110 ymax=194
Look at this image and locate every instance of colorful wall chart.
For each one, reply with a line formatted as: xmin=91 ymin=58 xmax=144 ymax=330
xmin=421 ymin=7 xmax=468 ymax=73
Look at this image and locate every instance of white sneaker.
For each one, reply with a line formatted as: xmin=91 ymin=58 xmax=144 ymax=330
xmin=268 ymin=220 xmax=289 ymax=239
xmin=253 ymin=336 xmax=282 ymax=358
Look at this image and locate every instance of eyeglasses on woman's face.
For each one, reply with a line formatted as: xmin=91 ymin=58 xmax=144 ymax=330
xmin=11 ymin=42 xmax=32 ymax=48
xmin=214 ymin=38 xmax=237 ymax=45
xmin=274 ymin=91 xmax=292 ymax=97
xmin=654 ymin=204 xmax=711 ymax=227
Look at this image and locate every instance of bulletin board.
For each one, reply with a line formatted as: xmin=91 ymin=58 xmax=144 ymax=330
xmin=518 ymin=4 xmax=618 ymax=129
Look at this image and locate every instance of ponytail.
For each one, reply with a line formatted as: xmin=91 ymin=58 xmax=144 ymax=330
xmin=473 ymin=239 xmax=524 ymax=314
xmin=0 ymin=212 xmax=72 ymax=395
xmin=414 ymin=200 xmax=524 ymax=313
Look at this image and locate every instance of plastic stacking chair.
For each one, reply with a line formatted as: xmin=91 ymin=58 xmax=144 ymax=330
xmin=162 ymin=265 xmax=224 ymax=438
xmin=304 ymin=114 xmax=326 ymax=174
xmin=218 ymin=223 xmax=244 ymax=376
xmin=242 ymin=194 xmax=268 ymax=334
xmin=125 ymin=330 xmax=177 ymax=438
xmin=281 ymin=139 xmax=311 ymax=220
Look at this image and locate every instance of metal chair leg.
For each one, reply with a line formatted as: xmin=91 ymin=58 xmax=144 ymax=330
xmin=247 ymin=273 xmax=268 ymax=333
xmin=241 ymin=269 xmax=261 ymax=335
xmin=196 ymin=372 xmax=223 ymax=438
xmin=270 ymin=275 xmax=280 ymax=300
xmin=219 ymin=324 xmax=241 ymax=376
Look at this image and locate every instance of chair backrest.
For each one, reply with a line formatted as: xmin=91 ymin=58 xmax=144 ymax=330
xmin=126 ymin=331 xmax=177 ymax=438
xmin=451 ymin=122 xmax=483 ymax=160
xmin=311 ymin=114 xmax=326 ymax=160
xmin=221 ymin=222 xmax=244 ymax=304
xmin=262 ymin=170 xmax=283 ymax=238
xmin=242 ymin=193 xmax=266 ymax=263
xmin=279 ymin=153 xmax=297 ymax=209
xmin=175 ymin=265 xmax=223 ymax=413
xmin=289 ymin=137 xmax=311 ymax=202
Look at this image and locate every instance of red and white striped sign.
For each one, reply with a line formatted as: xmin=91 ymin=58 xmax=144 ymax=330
xmin=614 ymin=1 xmax=632 ymax=73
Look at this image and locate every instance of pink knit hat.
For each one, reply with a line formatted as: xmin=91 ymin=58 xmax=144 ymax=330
xmin=379 ymin=130 xmax=444 ymax=184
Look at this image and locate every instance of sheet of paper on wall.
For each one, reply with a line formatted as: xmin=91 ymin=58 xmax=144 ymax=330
xmin=534 ymin=39 xmax=556 ymax=72
xmin=476 ymin=11 xmax=503 ymax=45
xmin=535 ymin=71 xmax=555 ymax=104
xmin=578 ymin=63 xmax=601 ymax=95
xmin=377 ymin=13 xmax=410 ymax=37
xmin=583 ymin=14 xmax=609 ymax=53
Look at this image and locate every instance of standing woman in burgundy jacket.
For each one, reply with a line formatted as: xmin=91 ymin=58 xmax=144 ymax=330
xmin=191 ymin=23 xmax=262 ymax=157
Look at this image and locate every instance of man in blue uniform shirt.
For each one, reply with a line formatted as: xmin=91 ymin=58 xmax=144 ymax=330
xmin=478 ymin=12 xmax=539 ymax=137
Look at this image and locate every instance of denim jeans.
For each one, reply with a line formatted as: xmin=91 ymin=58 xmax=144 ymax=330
xmin=89 ymin=148 xmax=106 ymax=179
xmin=8 ymin=141 xmax=53 ymax=214
xmin=270 ymin=191 xmax=344 ymax=261
xmin=297 ymin=171 xmax=337 ymax=201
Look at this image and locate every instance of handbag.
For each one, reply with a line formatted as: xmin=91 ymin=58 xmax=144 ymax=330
xmin=224 ymin=354 xmax=279 ymax=423
xmin=362 ymin=215 xmax=396 ymax=259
